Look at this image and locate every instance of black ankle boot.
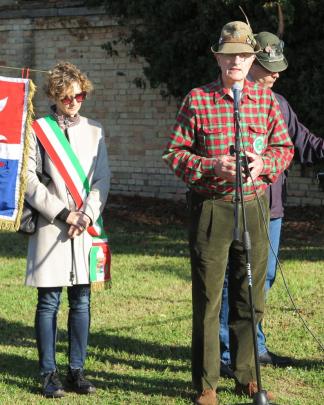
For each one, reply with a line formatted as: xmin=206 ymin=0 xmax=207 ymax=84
xmin=66 ymin=368 xmax=96 ymax=395
xmin=42 ymin=370 xmax=65 ymax=398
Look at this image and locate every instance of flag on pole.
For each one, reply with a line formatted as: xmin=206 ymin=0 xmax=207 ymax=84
xmin=0 ymin=76 xmax=36 ymax=231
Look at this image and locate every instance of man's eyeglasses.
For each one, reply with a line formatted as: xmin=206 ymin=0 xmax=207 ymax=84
xmin=225 ymin=53 xmax=254 ymax=62
xmin=61 ymin=91 xmax=87 ymax=105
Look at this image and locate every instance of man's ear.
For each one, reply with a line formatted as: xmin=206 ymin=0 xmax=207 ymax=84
xmin=248 ymin=55 xmax=256 ymax=70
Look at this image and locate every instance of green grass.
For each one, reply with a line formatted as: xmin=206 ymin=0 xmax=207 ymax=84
xmin=0 ymin=213 xmax=323 ymax=404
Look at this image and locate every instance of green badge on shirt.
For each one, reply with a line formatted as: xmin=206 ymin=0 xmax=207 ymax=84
xmin=253 ymin=136 xmax=264 ymax=155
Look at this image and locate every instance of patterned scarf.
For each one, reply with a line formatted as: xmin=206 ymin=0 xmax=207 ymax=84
xmin=50 ymin=105 xmax=80 ymax=130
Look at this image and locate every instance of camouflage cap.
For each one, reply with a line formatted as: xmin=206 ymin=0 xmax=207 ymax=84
xmin=254 ymin=31 xmax=288 ymax=72
xmin=211 ymin=21 xmax=260 ymax=54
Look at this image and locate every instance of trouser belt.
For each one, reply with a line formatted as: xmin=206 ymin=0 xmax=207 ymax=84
xmin=190 ymin=190 xmax=263 ymax=203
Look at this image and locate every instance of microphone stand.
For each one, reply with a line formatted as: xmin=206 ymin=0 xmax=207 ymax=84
xmin=232 ymin=92 xmax=276 ymax=405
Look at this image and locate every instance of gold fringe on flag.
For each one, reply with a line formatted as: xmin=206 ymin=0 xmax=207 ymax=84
xmin=91 ymin=279 xmax=112 ymax=292
xmin=15 ymin=80 xmax=37 ymax=231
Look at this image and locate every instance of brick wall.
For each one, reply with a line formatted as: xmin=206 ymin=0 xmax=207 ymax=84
xmin=286 ymin=164 xmax=324 ymax=206
xmin=0 ymin=1 xmax=323 ymax=205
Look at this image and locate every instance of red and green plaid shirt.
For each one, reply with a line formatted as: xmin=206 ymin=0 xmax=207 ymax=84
xmin=162 ymin=78 xmax=294 ymax=196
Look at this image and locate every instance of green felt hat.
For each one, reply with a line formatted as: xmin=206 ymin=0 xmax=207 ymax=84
xmin=211 ymin=21 xmax=261 ymax=54
xmin=254 ymin=31 xmax=288 ymax=72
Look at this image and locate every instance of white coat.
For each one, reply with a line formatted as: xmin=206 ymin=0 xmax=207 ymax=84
xmin=25 ymin=116 xmax=110 ymax=287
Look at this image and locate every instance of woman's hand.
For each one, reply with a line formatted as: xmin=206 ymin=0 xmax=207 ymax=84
xmin=66 ymin=211 xmax=91 ymax=238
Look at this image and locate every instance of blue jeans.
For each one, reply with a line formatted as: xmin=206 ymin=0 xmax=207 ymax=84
xmin=219 ymin=218 xmax=282 ymax=363
xmin=35 ymin=284 xmax=91 ymax=375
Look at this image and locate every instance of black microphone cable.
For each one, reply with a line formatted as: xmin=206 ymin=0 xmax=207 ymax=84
xmin=239 ymin=128 xmax=324 ymax=353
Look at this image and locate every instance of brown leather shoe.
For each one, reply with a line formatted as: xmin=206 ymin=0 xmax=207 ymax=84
xmin=235 ymin=381 xmax=275 ymax=401
xmin=195 ymin=389 xmax=218 ymax=405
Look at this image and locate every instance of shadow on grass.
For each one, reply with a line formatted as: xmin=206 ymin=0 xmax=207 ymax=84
xmin=0 ymin=232 xmax=28 ymax=258
xmin=0 ymin=230 xmax=192 ymax=281
xmin=88 ymin=369 xmax=193 ymax=399
xmin=280 ymin=247 xmax=324 ymax=261
xmin=0 ymin=227 xmax=189 ymax=258
xmin=261 ymin=358 xmax=324 ymax=371
xmin=108 ymin=223 xmax=189 ymax=258
xmin=119 ymin=294 xmax=190 ymax=304
xmin=88 ymin=329 xmax=191 ymax=373
xmin=103 ymin=314 xmax=191 ymax=333
xmin=1 ymin=231 xmax=323 ymax=262
xmin=0 ymin=352 xmax=39 ymax=394
xmin=0 ymin=351 xmax=193 ymax=399
xmin=1 ymin=318 xmax=322 ymax=371
xmin=0 ymin=318 xmax=34 ymax=346
xmin=0 ymin=317 xmax=192 ymax=398
xmin=0 ymin=317 xmax=323 ymax=400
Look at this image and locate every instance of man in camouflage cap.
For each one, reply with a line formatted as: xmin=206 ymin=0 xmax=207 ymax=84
xmin=219 ymin=31 xmax=324 ymax=375
xmin=163 ymin=21 xmax=294 ymax=405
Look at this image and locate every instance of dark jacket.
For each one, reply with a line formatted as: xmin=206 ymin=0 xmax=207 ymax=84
xmin=267 ymin=92 xmax=324 ymax=218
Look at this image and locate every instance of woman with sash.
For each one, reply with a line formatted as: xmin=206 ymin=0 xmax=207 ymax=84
xmin=24 ymin=62 xmax=110 ymax=398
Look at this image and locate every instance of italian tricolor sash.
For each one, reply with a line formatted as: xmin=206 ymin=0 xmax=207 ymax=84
xmin=32 ymin=115 xmax=111 ymax=290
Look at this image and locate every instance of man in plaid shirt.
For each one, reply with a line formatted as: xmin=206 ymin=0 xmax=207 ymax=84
xmin=163 ymin=21 xmax=294 ymax=405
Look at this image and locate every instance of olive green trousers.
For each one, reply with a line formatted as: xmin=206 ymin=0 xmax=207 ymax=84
xmin=189 ymin=192 xmax=270 ymax=390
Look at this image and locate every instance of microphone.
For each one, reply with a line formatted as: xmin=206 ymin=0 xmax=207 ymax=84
xmin=232 ymin=82 xmax=242 ymax=117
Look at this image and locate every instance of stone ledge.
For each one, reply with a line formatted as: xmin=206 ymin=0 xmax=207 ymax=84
xmin=0 ymin=4 xmax=107 ymax=19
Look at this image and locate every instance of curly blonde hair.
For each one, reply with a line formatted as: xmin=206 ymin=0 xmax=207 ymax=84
xmin=44 ymin=61 xmax=93 ymax=100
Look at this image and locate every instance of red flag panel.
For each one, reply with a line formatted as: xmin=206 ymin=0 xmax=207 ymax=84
xmin=0 ymin=81 xmax=25 ymax=144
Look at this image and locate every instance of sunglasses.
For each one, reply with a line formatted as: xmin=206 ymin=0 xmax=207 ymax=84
xmin=61 ymin=91 xmax=87 ymax=105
